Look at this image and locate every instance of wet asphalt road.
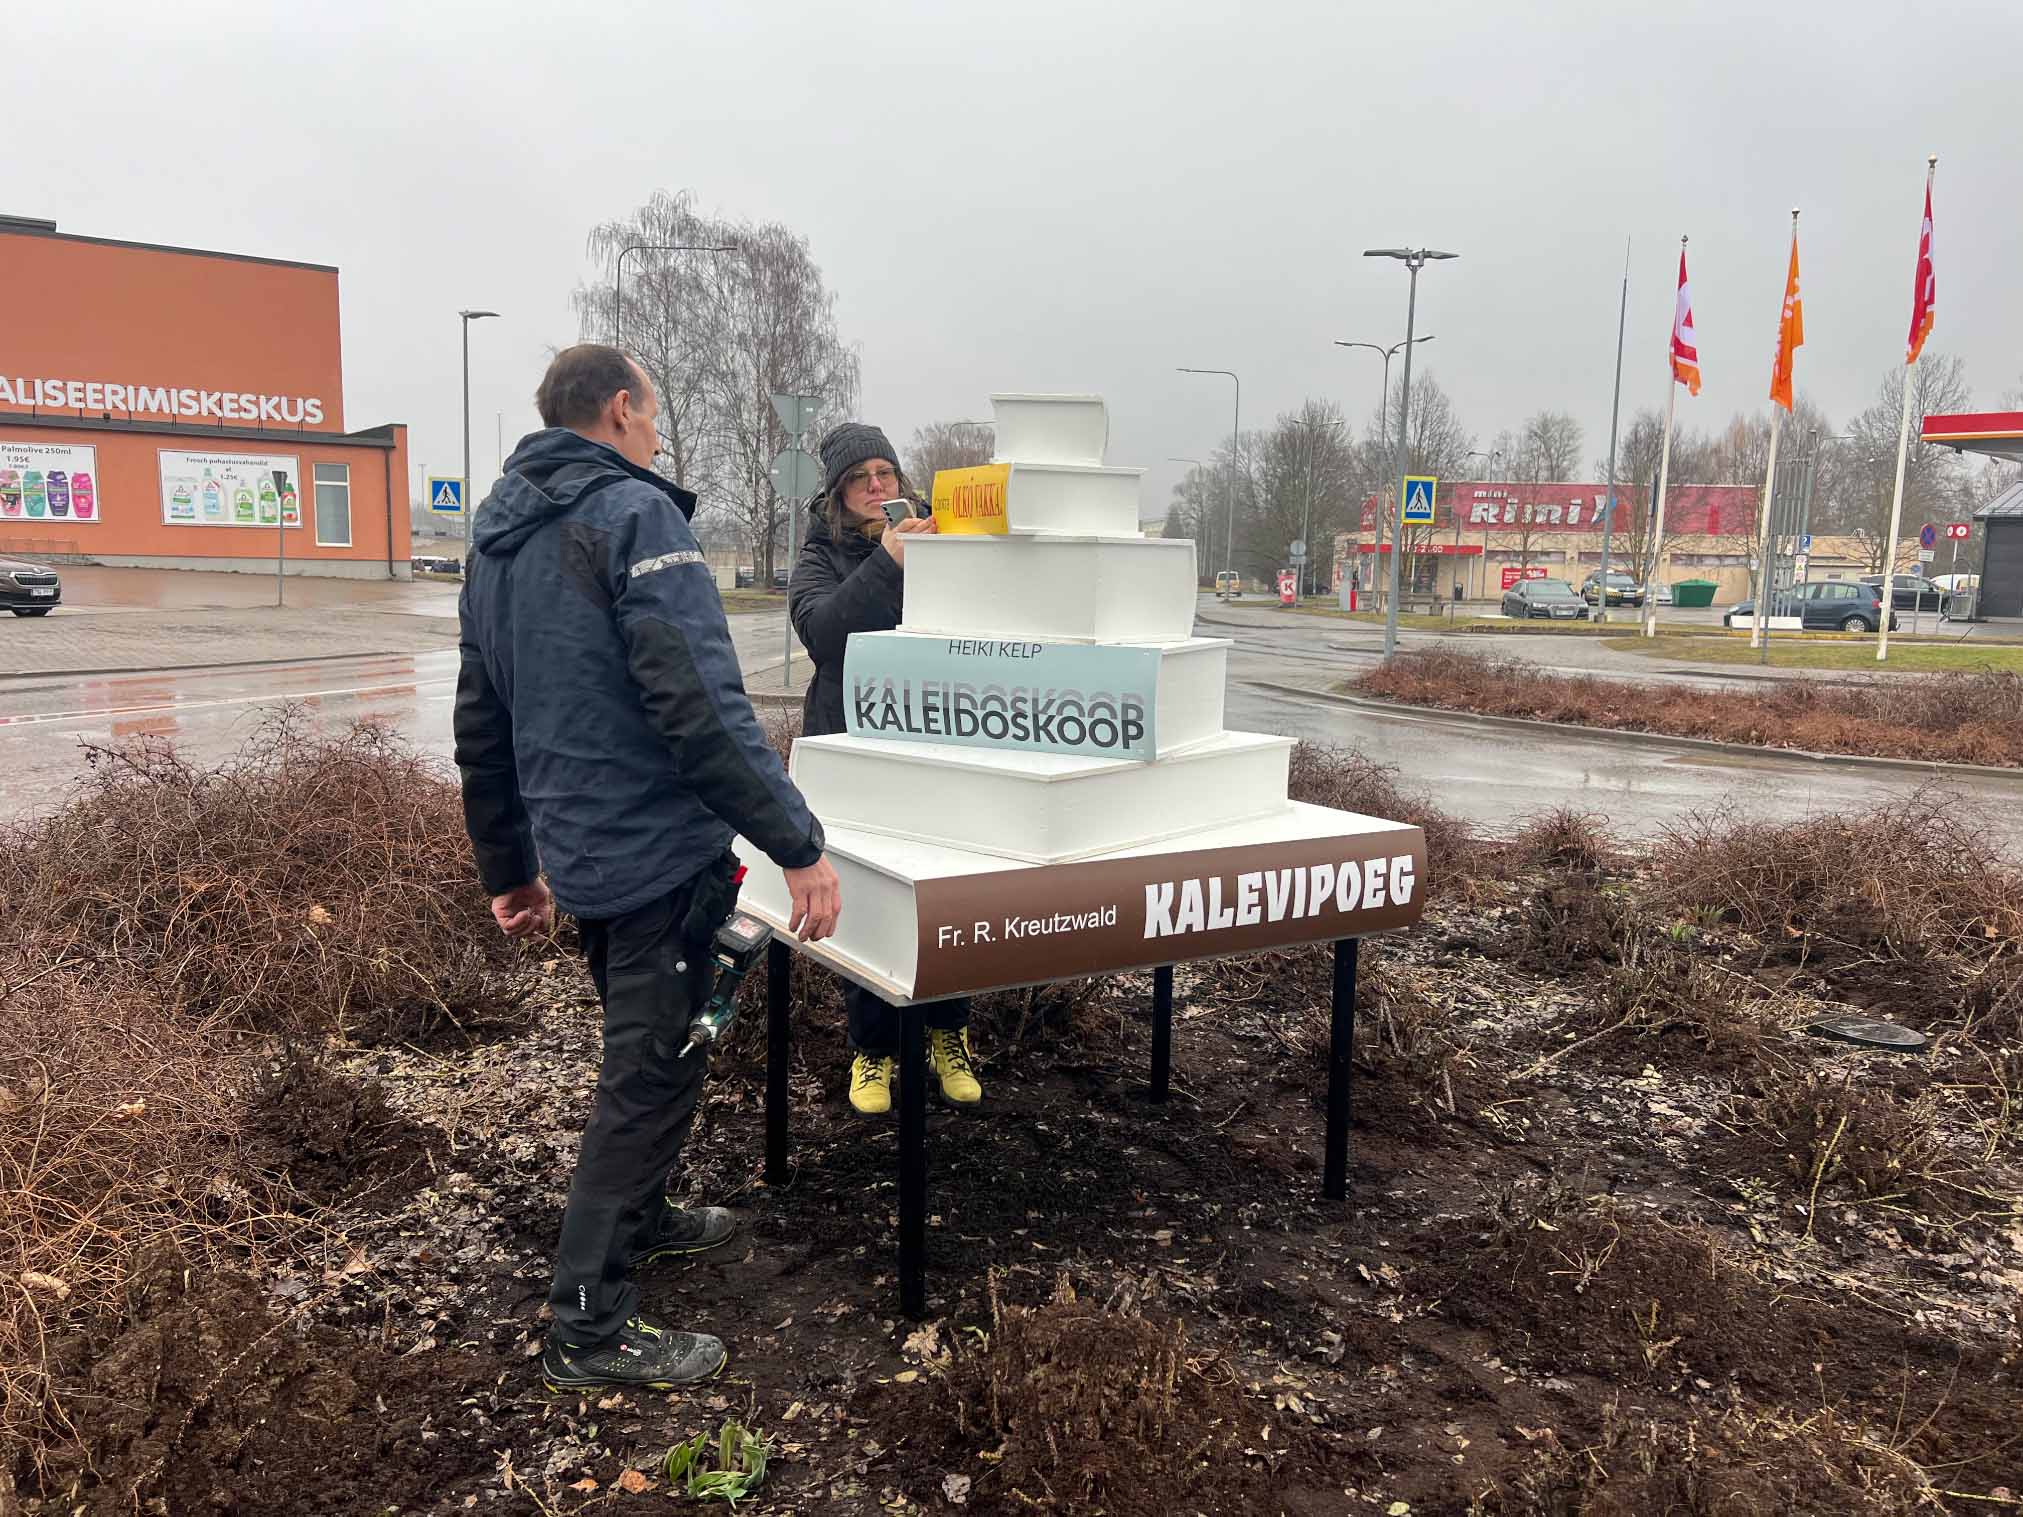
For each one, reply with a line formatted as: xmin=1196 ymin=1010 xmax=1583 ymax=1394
xmin=2 ymin=596 xmax=2019 ymax=852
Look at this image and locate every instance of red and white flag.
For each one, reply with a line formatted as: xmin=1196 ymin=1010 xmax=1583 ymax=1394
xmin=1670 ymin=245 xmax=1701 ymax=396
xmin=1906 ymin=179 xmax=1936 ymax=365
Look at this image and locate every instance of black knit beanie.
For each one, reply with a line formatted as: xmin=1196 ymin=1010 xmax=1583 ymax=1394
xmin=820 ymin=423 xmax=899 ymax=494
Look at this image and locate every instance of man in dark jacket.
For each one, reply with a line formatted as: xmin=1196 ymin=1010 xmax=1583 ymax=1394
xmin=456 ymin=343 xmax=841 ymax=1391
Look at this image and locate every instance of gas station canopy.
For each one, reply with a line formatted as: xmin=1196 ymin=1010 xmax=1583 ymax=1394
xmin=1922 ymin=410 xmax=2023 ymax=462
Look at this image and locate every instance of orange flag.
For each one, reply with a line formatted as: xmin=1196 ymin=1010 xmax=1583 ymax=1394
xmin=1768 ymin=222 xmax=1804 ymax=412
xmin=1906 ymin=179 xmax=1936 ymax=365
xmin=1670 ymin=245 xmax=1701 ymax=396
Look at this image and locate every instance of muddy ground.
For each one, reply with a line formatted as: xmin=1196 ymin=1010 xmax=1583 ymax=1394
xmin=18 ymin=858 xmax=2022 ymax=1517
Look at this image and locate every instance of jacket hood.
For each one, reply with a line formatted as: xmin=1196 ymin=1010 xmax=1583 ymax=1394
xmin=473 ymin=428 xmax=697 ymax=558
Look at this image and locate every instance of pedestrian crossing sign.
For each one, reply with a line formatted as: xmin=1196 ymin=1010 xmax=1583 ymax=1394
xmin=428 ymin=477 xmax=464 ymax=514
xmin=1401 ymin=475 xmax=1437 ymax=525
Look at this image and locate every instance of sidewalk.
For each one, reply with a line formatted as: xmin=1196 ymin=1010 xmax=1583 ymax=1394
xmin=0 ymin=607 xmax=463 ymax=678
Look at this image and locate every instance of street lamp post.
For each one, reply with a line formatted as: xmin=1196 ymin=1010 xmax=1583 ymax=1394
xmin=1167 ymin=457 xmax=1207 ymax=582
xmin=459 ymin=309 xmax=499 ymax=548
xmin=1362 ymin=248 xmax=1458 ymax=658
xmin=1334 ymin=334 xmax=1435 ymax=622
xmin=1177 ymin=368 xmax=1240 ymax=586
xmin=611 ymin=243 xmax=737 ymax=347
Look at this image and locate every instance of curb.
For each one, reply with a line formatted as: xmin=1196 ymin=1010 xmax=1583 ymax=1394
xmin=1244 ymin=680 xmax=2023 ymax=783
xmin=0 ymin=647 xmax=446 ymax=687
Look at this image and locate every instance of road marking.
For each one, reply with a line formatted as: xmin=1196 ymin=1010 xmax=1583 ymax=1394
xmin=0 ymin=677 xmax=457 ymax=730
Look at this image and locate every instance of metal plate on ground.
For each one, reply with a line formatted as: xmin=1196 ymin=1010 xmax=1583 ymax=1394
xmin=1804 ymin=1013 xmax=1929 ymax=1052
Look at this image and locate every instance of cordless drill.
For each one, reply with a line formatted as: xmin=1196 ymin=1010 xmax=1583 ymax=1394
xmin=679 ymin=910 xmax=775 ymax=1057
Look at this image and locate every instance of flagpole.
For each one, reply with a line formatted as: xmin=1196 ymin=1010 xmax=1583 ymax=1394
xmin=1644 ymin=377 xmax=1678 ymax=638
xmin=1876 ymin=154 xmax=1938 ymax=664
xmin=1644 ymin=232 xmax=1688 ymax=640
xmin=1749 ymin=409 xmax=1785 ymax=649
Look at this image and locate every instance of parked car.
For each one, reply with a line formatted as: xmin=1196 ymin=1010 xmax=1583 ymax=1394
xmin=1215 ymin=570 xmax=1242 ymax=599
xmin=1653 ymin=582 xmax=1674 ymax=606
xmin=1 ymin=557 xmax=60 ymax=616
xmin=771 ymin=567 xmax=791 ymax=591
xmin=1500 ymin=578 xmax=1590 ymax=620
xmin=412 ymin=555 xmax=462 ymax=577
xmin=1857 ymin=574 xmax=1949 ymax=614
xmin=734 ymin=566 xmax=755 ymax=589
xmin=1579 ymin=570 xmax=1647 ymax=607
xmin=1723 ymin=581 xmax=1898 ymax=633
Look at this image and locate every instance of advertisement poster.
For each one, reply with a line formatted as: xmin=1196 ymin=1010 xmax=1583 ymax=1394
xmin=844 ymin=635 xmax=1160 ymax=760
xmin=0 ymin=441 xmax=100 ymax=523
xmin=1500 ymin=565 xmax=1550 ymax=591
xmin=158 ymin=450 xmax=302 ymax=528
xmin=929 ymin=463 xmax=1010 ymax=536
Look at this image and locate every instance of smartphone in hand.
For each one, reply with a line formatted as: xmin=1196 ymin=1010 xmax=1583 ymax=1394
xmin=877 ymin=499 xmax=915 ymax=526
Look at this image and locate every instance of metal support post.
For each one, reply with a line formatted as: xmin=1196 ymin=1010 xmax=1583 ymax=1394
xmin=1323 ymin=938 xmax=1360 ymax=1201
xmin=898 ymin=1002 xmax=929 ymax=1319
xmin=765 ymin=939 xmax=792 ymax=1185
xmin=1150 ymin=965 xmax=1174 ymax=1104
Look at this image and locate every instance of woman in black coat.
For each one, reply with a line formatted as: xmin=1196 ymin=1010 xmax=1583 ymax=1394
xmin=787 ymin=423 xmax=980 ymax=1116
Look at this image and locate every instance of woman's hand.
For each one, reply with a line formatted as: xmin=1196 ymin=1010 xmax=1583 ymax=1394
xmin=880 ymin=514 xmax=937 ymax=566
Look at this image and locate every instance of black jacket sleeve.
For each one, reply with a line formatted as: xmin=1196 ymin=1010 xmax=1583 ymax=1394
xmin=609 ymin=500 xmax=825 ymax=870
xmin=788 ymin=522 xmax=904 ymax=668
xmin=452 ymin=592 xmax=540 ymax=894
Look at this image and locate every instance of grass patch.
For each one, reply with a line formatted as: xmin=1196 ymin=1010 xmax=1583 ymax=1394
xmin=718 ymin=589 xmax=787 ymax=614
xmin=1354 ymin=647 xmax=2023 ymax=765
xmin=1607 ymin=634 xmax=2023 ymax=672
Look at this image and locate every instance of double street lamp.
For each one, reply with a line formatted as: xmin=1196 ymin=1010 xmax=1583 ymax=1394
xmin=1361 ymin=247 xmax=1458 ymax=657
xmin=1334 ymin=333 xmax=1435 ymax=617
xmin=460 ymin=309 xmax=499 ymax=547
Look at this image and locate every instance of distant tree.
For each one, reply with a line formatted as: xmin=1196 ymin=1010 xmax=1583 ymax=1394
xmin=1514 ymin=410 xmax=1584 ymax=482
xmin=1603 ymin=405 xmax=1715 ymax=587
xmin=904 ymin=421 xmax=993 ymax=499
xmin=1835 ymin=354 xmax=1973 ymax=573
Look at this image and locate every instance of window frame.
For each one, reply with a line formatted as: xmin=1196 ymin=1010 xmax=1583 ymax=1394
xmin=313 ymin=462 xmax=352 ymax=548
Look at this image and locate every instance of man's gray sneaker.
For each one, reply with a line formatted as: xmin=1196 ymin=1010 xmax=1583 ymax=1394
xmin=541 ymin=1314 xmax=727 ymax=1390
xmin=631 ymin=1201 xmax=737 ymax=1268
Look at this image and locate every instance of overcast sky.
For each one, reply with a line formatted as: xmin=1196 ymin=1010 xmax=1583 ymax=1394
xmin=15 ymin=0 xmax=2022 ymax=516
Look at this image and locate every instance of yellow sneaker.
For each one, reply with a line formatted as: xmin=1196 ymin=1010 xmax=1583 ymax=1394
xmin=848 ymin=1053 xmax=894 ymax=1116
xmin=928 ymin=1028 xmax=983 ymax=1107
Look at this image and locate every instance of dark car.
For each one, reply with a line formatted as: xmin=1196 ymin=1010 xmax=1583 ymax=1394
xmin=1501 ymin=577 xmax=1590 ymax=621
xmin=1857 ymin=574 xmax=1949 ymax=614
xmin=0 ymin=557 xmax=60 ymax=616
xmin=771 ymin=567 xmax=791 ymax=591
xmin=1579 ymin=570 xmax=1646 ymax=607
xmin=1724 ymin=581 xmax=1898 ymax=633
xmin=734 ymin=566 xmax=755 ymax=589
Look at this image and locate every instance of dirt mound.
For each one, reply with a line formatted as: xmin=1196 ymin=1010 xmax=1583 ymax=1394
xmin=243 ymin=1050 xmax=446 ymax=1209
xmin=887 ymin=1272 xmax=1333 ymax=1515
xmin=1476 ymin=1401 xmax=1942 ymax=1516
xmin=31 ymin=1248 xmax=501 ymax=1516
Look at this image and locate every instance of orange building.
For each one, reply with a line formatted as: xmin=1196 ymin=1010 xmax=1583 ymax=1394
xmin=0 ymin=214 xmax=410 ymax=578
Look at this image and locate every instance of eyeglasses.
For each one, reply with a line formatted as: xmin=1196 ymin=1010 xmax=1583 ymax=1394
xmin=844 ymin=465 xmax=899 ymax=491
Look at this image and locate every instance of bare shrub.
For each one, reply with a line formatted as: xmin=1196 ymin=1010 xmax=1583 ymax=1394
xmin=0 ymin=973 xmax=281 ymax=1477
xmin=1646 ymin=792 xmax=2022 ymax=970
xmin=1506 ymin=807 xmax=1620 ymax=875
xmin=1359 ymin=648 xmax=2023 ymax=765
xmin=0 ymin=716 xmax=526 ymax=1042
xmin=1286 ymin=740 xmax=1475 ymax=897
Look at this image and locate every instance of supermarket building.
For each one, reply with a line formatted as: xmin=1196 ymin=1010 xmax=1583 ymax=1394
xmin=0 ymin=215 xmax=410 ymax=578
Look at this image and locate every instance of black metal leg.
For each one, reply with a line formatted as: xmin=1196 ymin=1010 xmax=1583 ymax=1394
xmin=1150 ymin=964 xmax=1174 ymax=1104
xmin=1323 ymin=937 xmax=1359 ymax=1201
xmin=764 ymin=938 xmax=791 ymax=1186
xmin=898 ymin=1001 xmax=928 ymax=1319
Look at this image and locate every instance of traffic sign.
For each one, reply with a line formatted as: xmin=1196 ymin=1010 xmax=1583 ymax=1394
xmin=1400 ymin=475 xmax=1437 ymax=525
xmin=1919 ymin=522 xmax=1937 ymax=550
xmin=1945 ymin=522 xmax=1972 ymax=541
xmin=427 ymin=477 xmax=464 ymax=514
xmin=1918 ymin=548 xmax=1936 ymax=563
xmin=1798 ymin=533 xmax=1813 ymax=551
xmin=769 ymin=446 xmax=822 ymax=500
xmin=772 ymin=393 xmax=823 ymax=437
xmin=1289 ymin=538 xmax=1307 ymax=562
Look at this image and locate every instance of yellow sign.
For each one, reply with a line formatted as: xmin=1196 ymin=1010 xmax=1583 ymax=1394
xmin=931 ymin=463 xmax=1011 ymax=536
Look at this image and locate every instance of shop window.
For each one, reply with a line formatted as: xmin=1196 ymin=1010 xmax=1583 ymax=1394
xmin=314 ymin=463 xmax=351 ymax=547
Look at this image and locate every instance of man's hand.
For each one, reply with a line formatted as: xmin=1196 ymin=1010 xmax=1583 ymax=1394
xmin=880 ymin=514 xmax=937 ymax=566
xmin=783 ymin=856 xmax=842 ymax=942
xmin=490 ymin=878 xmax=555 ymax=939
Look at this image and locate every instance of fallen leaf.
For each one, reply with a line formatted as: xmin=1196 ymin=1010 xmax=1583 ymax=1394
xmin=1153 ymin=1229 xmax=1174 ymax=1246
xmin=1388 ymin=1504 xmax=1412 ymax=1516
xmin=306 ymin=903 xmax=333 ymax=926
xmin=894 ymin=1369 xmax=920 ymax=1384
xmin=942 ymin=1473 xmax=972 ymax=1505
xmin=569 ymin=1476 xmax=598 ymax=1492
xmin=617 ymin=1469 xmax=652 ymax=1494
xmin=116 ymin=1100 xmax=146 ymax=1119
xmin=902 ymin=1322 xmax=942 ymax=1360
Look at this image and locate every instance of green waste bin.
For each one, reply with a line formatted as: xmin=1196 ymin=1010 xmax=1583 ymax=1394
xmin=1671 ymin=579 xmax=1718 ymax=608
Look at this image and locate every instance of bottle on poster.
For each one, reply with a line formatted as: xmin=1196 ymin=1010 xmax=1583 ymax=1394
xmin=72 ymin=472 xmax=96 ymax=519
xmin=0 ymin=469 xmax=19 ymax=517
xmin=233 ymin=480 xmax=256 ymax=523
xmin=23 ymin=470 xmax=45 ymax=518
xmin=258 ymin=476 xmax=279 ymax=524
xmin=280 ymin=476 xmax=299 ymax=526
xmin=46 ymin=470 xmax=69 ymax=517
xmin=200 ymin=468 xmax=224 ymax=521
